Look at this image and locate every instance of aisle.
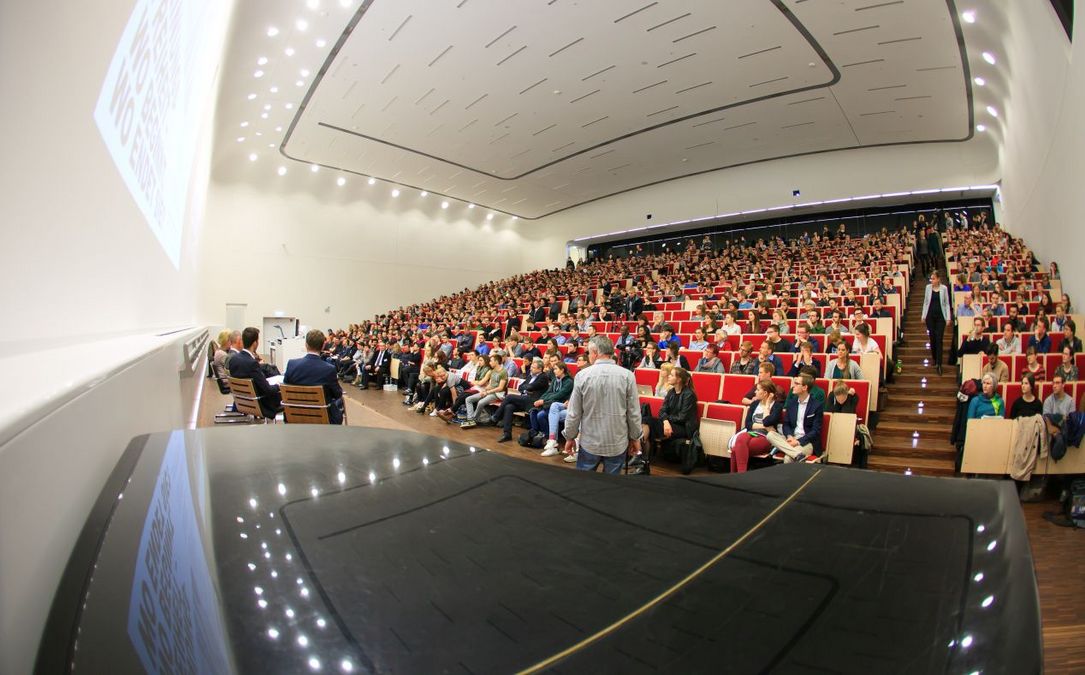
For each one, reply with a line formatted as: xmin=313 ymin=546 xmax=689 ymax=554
xmin=867 ymin=268 xmax=959 ymax=476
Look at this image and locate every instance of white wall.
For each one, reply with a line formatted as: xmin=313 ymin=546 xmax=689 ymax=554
xmin=998 ymin=2 xmax=1083 ymax=305
xmin=521 ymin=140 xmax=1000 ymax=271
xmin=0 ymin=0 xmax=227 ymax=350
xmin=0 ymin=2 xmax=233 ymax=672
xmin=198 ymin=181 xmax=565 ymax=330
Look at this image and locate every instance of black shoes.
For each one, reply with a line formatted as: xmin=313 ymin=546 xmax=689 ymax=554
xmin=497 ymin=433 xmax=512 ymax=443
xmin=936 ymin=364 xmax=943 ymax=376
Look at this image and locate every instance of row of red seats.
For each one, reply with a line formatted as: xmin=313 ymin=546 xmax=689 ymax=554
xmin=633 ymin=370 xmax=870 ymax=423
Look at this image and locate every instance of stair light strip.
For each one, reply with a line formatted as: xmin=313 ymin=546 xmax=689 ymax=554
xmin=571 ymin=185 xmax=1001 ymax=243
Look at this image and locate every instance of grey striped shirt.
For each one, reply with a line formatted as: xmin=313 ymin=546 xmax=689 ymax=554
xmin=564 ymin=358 xmax=643 ymax=457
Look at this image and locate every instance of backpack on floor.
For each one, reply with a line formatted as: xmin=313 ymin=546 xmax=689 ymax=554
xmin=518 ymin=431 xmax=534 ymax=447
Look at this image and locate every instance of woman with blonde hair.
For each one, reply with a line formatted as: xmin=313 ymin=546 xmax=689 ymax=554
xmin=655 ymin=362 xmax=675 ymax=396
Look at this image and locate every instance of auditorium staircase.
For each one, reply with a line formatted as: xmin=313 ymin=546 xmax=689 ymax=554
xmin=868 ymin=270 xmax=958 ymax=477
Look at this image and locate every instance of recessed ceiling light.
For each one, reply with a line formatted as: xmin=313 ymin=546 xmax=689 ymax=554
xmin=237 ymin=136 xmax=246 ymax=142
xmin=982 ymin=51 xmax=996 ymax=65
xmin=391 ymin=188 xmax=400 ymax=197
xmin=296 ymin=80 xmax=305 ymax=87
xmin=486 ymin=213 xmax=494 ymax=220
xmin=275 ymin=126 xmax=283 ymax=132
xmin=268 ymin=143 xmax=275 ymax=147
xmin=311 ymin=164 xmax=319 ymax=172
xmin=267 ymin=26 xmax=280 ymax=37
xmin=316 ymin=39 xmax=327 ymax=48
xmin=261 ymin=112 xmax=269 ymax=119
xmin=339 ymin=0 xmax=351 ymax=7
xmin=512 ymin=216 xmax=518 ymax=221
xmin=240 ymin=121 xmax=249 ymax=127
xmin=441 ymin=201 xmax=449 ymax=209
xmin=976 ymin=124 xmax=987 ymax=132
xmin=277 ymin=166 xmax=287 ymax=176
xmin=468 ymin=203 xmax=475 ymax=209
xmin=247 ymin=93 xmax=257 ymax=100
xmin=961 ymin=10 xmax=976 ymax=23
xmin=270 ymin=86 xmax=279 ymax=93
xmin=367 ymin=177 xmax=376 ymax=185
xmin=300 ymin=69 xmax=311 ymax=77
xmin=420 ymin=191 xmax=428 ymax=197
xmin=258 ymin=58 xmax=269 ymax=67
xmin=249 ymin=153 xmax=258 ymax=161
xmin=336 ymin=176 xmax=346 ymax=186
xmin=264 ymin=104 xmax=272 ymax=111
xmin=284 ymin=47 xmax=295 ymax=57
xmin=285 ymin=103 xmax=294 ymax=109
xmin=254 ymin=70 xmax=265 ymax=78
xmin=986 ymin=105 xmax=998 ymax=117
xmin=306 ymin=0 xmax=319 ymax=9
xmin=973 ymin=77 xmax=985 ymax=86
xmin=255 ymin=131 xmax=262 ymax=136
xmin=296 ymin=18 xmax=309 ymax=31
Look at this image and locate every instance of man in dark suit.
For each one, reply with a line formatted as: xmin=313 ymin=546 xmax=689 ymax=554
xmin=229 ymin=327 xmax=282 ymax=419
xmin=284 ymin=329 xmax=344 ymax=424
xmin=767 ymin=373 xmax=824 ymax=461
xmin=532 ymin=299 xmax=549 ymax=325
xmin=495 ymin=358 xmax=551 ymax=442
xmin=548 ymin=295 xmax=562 ymax=322
xmin=361 ymin=341 xmax=391 ymax=388
xmin=625 ymin=289 xmax=644 ymax=319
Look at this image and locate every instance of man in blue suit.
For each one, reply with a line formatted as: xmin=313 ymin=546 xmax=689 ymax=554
xmin=229 ymin=327 xmax=282 ymax=419
xmin=767 ymin=373 xmax=824 ymax=462
xmin=284 ymin=329 xmax=345 ymax=424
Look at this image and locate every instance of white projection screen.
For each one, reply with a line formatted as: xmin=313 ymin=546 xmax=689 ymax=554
xmin=94 ymin=0 xmax=231 ymax=268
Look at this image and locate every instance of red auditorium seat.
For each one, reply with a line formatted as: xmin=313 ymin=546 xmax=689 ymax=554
xmin=639 ymin=395 xmax=664 ymax=417
xmin=634 ymin=368 xmax=658 ymax=390
xmin=721 ymin=374 xmax=755 ymax=404
xmin=690 ymin=372 xmax=723 ymax=403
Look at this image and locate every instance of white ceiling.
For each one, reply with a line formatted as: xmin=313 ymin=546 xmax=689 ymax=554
xmin=215 ymin=0 xmax=987 ymax=220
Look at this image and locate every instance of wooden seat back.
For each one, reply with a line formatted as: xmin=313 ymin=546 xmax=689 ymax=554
xmin=280 ymin=384 xmax=331 ymax=424
xmin=228 ymin=377 xmax=266 ymax=420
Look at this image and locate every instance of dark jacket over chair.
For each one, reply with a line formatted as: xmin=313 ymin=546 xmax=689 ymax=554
xmin=285 ymin=353 xmax=344 ymax=424
xmin=229 ymin=350 xmax=282 ymax=418
xmin=782 ymin=395 xmax=825 ymax=456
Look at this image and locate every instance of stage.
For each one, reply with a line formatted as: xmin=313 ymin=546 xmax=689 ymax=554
xmin=39 ymin=426 xmax=1041 ymax=674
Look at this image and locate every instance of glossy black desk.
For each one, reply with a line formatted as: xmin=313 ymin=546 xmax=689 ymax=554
xmin=38 ymin=426 xmax=1041 ymax=674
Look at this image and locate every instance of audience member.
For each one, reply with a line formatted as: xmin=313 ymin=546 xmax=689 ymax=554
xmin=535 ymin=362 xmax=575 ymax=456
xmin=641 ymin=367 xmax=699 ymax=474
xmin=766 ymin=373 xmax=824 ymax=462
xmin=563 ymin=337 xmax=642 ymax=474
xmin=1010 ymin=373 xmax=1043 ymax=419
xmin=921 ymin=270 xmax=952 ymax=375
xmin=1053 ymin=345 xmax=1078 ymax=382
xmin=495 ymin=358 xmax=550 ymax=442
xmin=695 ymin=343 xmax=725 ymax=373
xmin=980 ymin=345 xmax=1009 ymax=383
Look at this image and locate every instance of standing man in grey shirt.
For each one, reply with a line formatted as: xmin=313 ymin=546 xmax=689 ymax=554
xmin=563 ymin=336 xmax=643 ymax=474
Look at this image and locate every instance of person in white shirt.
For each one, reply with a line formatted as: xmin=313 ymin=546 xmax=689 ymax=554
xmin=995 ymin=323 xmax=1021 ymax=355
xmin=717 ymin=312 xmax=741 ymax=337
xmin=850 ymin=323 xmax=881 ymax=355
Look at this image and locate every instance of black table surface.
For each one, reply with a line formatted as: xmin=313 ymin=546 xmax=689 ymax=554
xmin=38 ymin=426 xmax=1041 ymax=674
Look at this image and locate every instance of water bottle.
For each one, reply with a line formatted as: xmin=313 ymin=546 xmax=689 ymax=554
xmin=895 ymin=358 xmax=903 ymax=374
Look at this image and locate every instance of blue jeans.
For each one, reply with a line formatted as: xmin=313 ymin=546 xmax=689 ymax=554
xmin=547 ymin=402 xmax=567 ymax=437
xmin=577 ymin=447 xmax=626 ymax=474
xmin=528 ymin=407 xmax=548 ymax=434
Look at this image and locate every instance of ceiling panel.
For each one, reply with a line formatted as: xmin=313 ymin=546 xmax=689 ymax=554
xmin=216 ymin=0 xmax=975 ymax=219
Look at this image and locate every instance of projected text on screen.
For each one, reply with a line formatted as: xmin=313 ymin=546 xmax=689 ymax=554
xmin=94 ymin=0 xmax=227 ymax=268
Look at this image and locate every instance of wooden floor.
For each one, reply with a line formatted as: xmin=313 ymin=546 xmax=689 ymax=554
xmin=198 ymin=382 xmax=1085 ymax=671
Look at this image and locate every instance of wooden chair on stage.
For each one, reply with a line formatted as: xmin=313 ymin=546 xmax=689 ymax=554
xmin=280 ymin=384 xmax=344 ymax=424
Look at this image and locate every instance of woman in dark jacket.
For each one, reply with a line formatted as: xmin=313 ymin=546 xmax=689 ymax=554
xmin=730 ymin=381 xmax=784 ymax=473
xmin=642 ymin=368 xmax=700 ymax=466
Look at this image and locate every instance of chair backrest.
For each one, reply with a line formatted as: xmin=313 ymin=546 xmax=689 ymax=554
xmin=639 ymin=395 xmax=664 ymax=417
xmin=721 ymin=374 xmax=755 ymax=405
xmin=690 ymin=372 xmax=723 ymax=403
xmin=228 ymin=377 xmax=266 ymax=419
xmin=280 ymin=384 xmax=331 ymax=424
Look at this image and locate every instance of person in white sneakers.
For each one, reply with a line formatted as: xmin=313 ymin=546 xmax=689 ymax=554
xmin=532 ymin=362 xmax=574 ymax=456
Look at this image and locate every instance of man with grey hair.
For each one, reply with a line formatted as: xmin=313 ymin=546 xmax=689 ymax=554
xmin=563 ymin=336 xmax=642 ymax=474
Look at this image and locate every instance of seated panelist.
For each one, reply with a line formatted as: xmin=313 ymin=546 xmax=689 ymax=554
xmin=284 ymin=329 xmax=345 ymax=425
